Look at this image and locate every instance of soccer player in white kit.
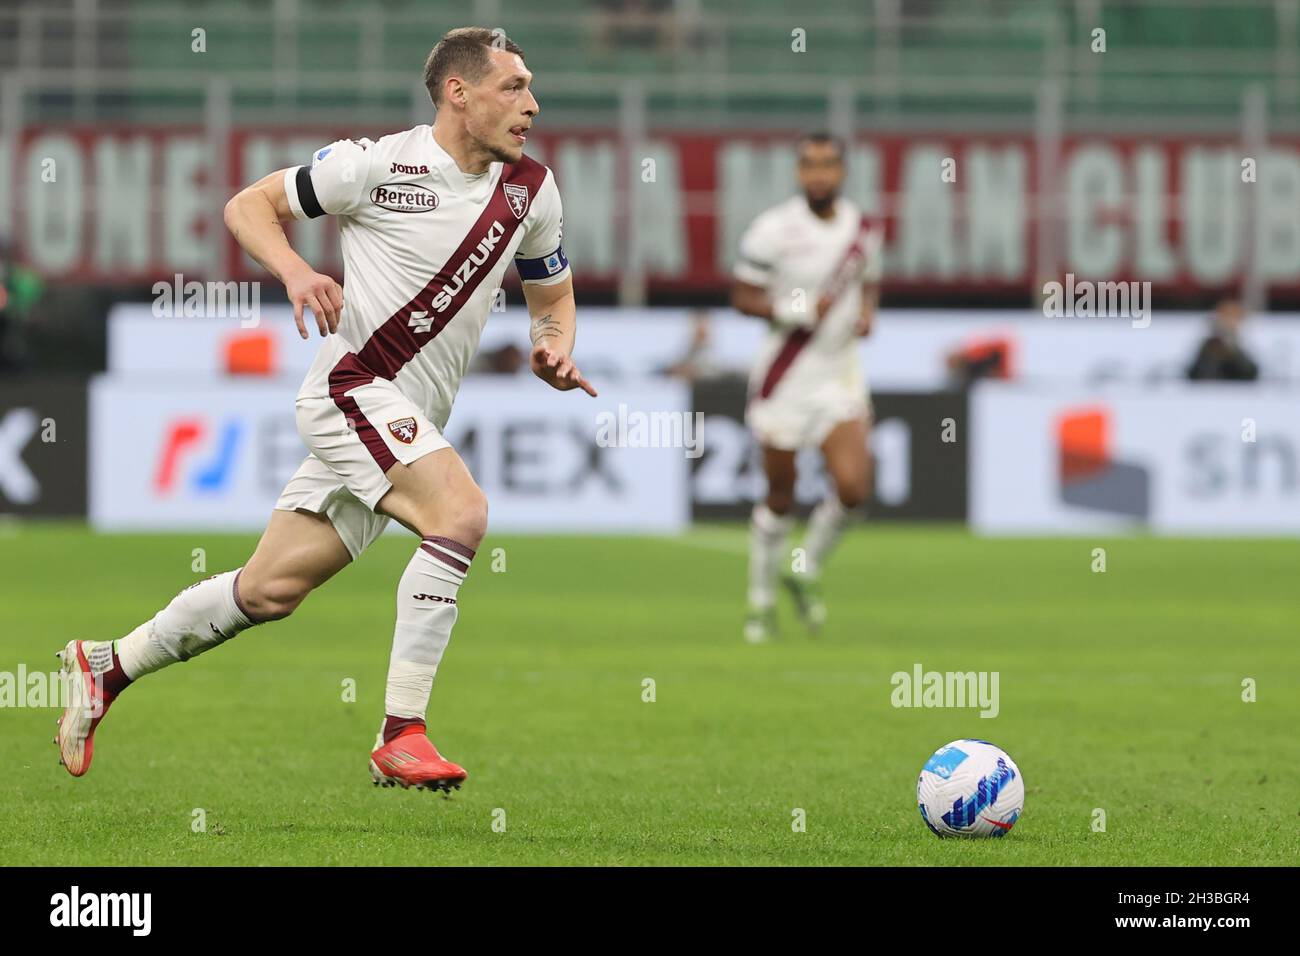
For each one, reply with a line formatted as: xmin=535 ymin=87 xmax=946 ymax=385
xmin=731 ymin=134 xmax=882 ymax=643
xmin=53 ymin=29 xmax=594 ymax=791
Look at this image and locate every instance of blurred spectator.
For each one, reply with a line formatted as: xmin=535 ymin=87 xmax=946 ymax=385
xmin=660 ymin=309 xmax=722 ymax=382
xmin=472 ymin=342 xmax=527 ymax=376
xmin=0 ymin=240 xmax=45 ymax=372
xmin=1187 ymin=299 xmax=1258 ymax=382
xmin=594 ymin=0 xmax=676 ymax=54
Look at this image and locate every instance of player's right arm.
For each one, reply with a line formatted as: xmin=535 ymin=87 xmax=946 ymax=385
xmin=226 ymin=138 xmax=375 ymax=339
xmin=731 ymin=213 xmax=775 ymax=320
xmin=223 ymin=169 xmax=344 ymax=340
xmin=731 ymin=210 xmax=806 ymax=327
xmin=730 ymin=278 xmax=775 ymax=322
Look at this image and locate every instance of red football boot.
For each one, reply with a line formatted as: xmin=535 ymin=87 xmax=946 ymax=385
xmin=369 ymin=724 xmax=467 ymax=794
xmin=54 ymin=640 xmax=121 ymax=777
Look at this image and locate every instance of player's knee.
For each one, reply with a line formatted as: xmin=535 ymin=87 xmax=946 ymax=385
xmin=766 ymin=490 xmax=795 ymax=515
xmin=836 ymin=475 xmax=870 ymax=510
xmin=240 ymin=574 xmax=312 ymax=622
xmin=413 ymin=484 xmax=489 ymax=551
xmin=454 ymin=488 xmax=490 ymax=550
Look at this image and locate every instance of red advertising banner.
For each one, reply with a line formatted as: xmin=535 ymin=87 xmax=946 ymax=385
xmin=2 ymin=127 xmax=1295 ymax=295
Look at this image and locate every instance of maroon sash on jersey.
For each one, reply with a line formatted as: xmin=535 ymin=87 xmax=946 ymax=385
xmin=328 ymin=156 xmax=549 ymax=472
xmin=756 ymin=213 xmax=873 ymax=400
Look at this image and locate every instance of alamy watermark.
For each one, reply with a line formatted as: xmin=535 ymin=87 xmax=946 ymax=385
xmin=152 ymin=273 xmax=262 ymax=327
xmin=0 ymin=664 xmax=101 ymax=715
xmin=595 ymin=403 xmax=705 ymax=459
xmin=890 ymin=663 xmax=1000 ymax=718
xmin=1042 ymin=273 xmax=1151 ymax=328
xmin=50 ymin=886 xmax=151 ymax=936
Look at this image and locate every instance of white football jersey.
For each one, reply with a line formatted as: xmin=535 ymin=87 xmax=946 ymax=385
xmin=733 ymin=195 xmax=881 ymax=403
xmin=283 ymin=124 xmax=569 ymax=430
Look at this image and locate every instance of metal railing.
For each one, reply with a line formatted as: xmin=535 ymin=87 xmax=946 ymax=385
xmin=1 ymin=0 xmax=1297 ymax=123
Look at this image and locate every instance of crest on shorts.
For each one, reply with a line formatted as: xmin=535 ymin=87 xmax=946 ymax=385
xmin=387 ymin=417 xmax=418 ymax=444
xmin=503 ymin=182 xmax=530 ymax=220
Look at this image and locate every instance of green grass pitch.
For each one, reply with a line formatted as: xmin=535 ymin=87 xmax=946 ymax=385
xmin=1 ymin=522 xmax=1296 ymax=866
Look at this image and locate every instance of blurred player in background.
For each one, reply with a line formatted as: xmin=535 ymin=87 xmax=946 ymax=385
xmin=731 ymin=133 xmax=882 ymax=643
xmin=54 ymin=28 xmax=594 ymax=791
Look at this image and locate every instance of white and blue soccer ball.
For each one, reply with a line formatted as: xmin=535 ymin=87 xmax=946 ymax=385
xmin=917 ymin=739 xmax=1024 ymax=838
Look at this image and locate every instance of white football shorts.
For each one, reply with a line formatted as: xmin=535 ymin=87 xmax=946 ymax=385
xmin=274 ymin=378 xmax=450 ymax=558
xmin=746 ymin=384 xmax=871 ymax=452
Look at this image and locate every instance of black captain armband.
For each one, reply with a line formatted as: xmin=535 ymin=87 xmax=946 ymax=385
xmin=295 ymin=166 xmax=325 ymax=219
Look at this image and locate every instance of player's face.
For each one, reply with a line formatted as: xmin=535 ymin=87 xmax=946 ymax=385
xmin=1215 ymin=300 xmax=1246 ymax=332
xmin=797 ymin=142 xmax=845 ymax=208
xmin=464 ymin=49 xmax=539 ymax=164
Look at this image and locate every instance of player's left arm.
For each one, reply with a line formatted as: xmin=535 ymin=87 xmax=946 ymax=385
xmin=855 ymin=226 xmax=884 ymax=336
xmin=515 ymin=167 xmax=595 ymax=396
xmin=523 ymin=275 xmax=597 ymax=397
xmin=856 ymin=282 xmax=879 ymax=337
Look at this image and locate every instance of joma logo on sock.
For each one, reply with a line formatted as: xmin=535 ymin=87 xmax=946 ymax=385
xmin=50 ymin=886 xmax=151 ymax=936
xmin=412 ymin=593 xmax=456 ymax=604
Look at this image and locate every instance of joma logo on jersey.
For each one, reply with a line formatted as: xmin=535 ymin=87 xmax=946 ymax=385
xmin=370 ymin=183 xmax=439 ymax=213
xmin=430 ymin=220 xmax=505 ymax=312
xmin=390 ymin=162 xmax=429 ymax=175
xmin=387 ymin=417 xmax=418 ymax=444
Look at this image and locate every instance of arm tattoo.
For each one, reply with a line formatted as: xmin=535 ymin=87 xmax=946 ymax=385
xmin=530 ymin=312 xmax=563 ymax=344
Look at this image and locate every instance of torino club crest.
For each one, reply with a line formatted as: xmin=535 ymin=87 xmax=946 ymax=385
xmin=387 ymin=417 xmax=418 ymax=444
xmin=503 ymin=183 xmax=530 ymax=219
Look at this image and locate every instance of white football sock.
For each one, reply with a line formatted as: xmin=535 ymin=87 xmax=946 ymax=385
xmin=116 ymin=569 xmax=256 ymax=680
xmin=804 ymin=496 xmax=855 ymax=577
xmin=748 ymin=503 xmax=793 ymax=609
xmin=385 ymin=537 xmax=473 ymax=719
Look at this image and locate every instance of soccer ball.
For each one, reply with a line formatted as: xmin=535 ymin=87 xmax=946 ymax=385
xmin=917 ymin=739 xmax=1024 ymax=838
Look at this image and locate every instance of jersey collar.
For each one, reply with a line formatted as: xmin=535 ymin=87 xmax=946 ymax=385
xmin=803 ymin=195 xmax=843 ymax=226
xmin=427 ymin=126 xmax=498 ymax=195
